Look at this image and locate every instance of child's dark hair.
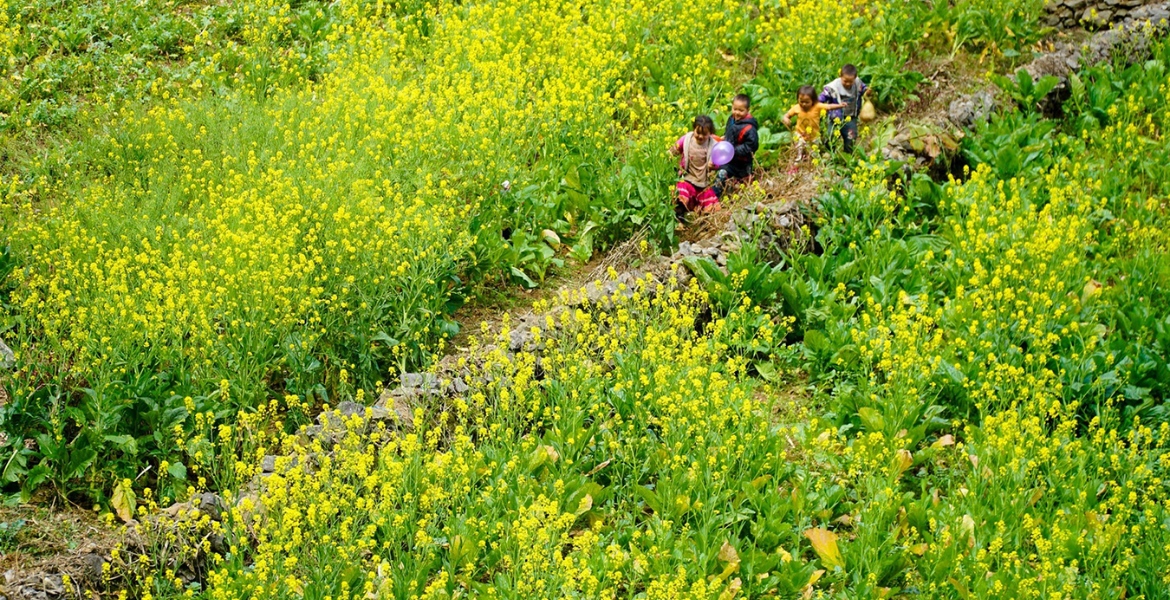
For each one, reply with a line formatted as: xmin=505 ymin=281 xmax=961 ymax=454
xmin=693 ymin=114 xmax=715 ymax=134
xmin=841 ymin=64 xmax=858 ymax=76
xmin=733 ymin=93 xmax=751 ymax=107
xmin=797 ymin=85 xmax=816 ymax=100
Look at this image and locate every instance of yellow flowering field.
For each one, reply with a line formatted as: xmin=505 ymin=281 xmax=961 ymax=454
xmin=0 ymin=0 xmax=1030 ymax=494
xmin=90 ymin=32 xmax=1168 ymax=600
xmin=0 ymin=0 xmax=752 ymax=492
xmin=10 ymin=0 xmax=1166 ymax=598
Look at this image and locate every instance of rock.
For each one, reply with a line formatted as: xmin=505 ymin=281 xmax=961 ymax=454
xmin=947 ymin=89 xmax=996 ymax=129
xmin=584 ymin=281 xmax=608 ymax=303
xmin=0 ymin=338 xmax=12 ymax=369
xmin=374 ymin=388 xmax=415 ymax=430
xmin=388 ymin=385 xmax=425 ymax=404
xmin=508 ymin=329 xmax=532 ymax=352
xmin=194 ymin=492 xmax=226 ymax=521
xmin=677 ymin=241 xmax=692 ymax=255
xmin=336 ymin=401 xmax=365 ymax=418
xmin=334 ymin=397 xmax=393 ymax=421
xmin=209 ymin=531 xmax=227 ymax=554
xmin=81 ymin=553 xmax=106 ymax=581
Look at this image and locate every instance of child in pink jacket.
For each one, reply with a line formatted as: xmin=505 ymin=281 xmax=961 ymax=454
xmin=669 ymin=115 xmax=722 ymax=214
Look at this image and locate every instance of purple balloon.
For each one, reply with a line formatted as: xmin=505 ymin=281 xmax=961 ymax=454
xmin=711 ymin=141 xmax=735 ymax=167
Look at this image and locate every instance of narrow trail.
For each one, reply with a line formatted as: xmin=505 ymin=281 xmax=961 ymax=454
xmin=446 ymin=165 xmax=825 ymax=353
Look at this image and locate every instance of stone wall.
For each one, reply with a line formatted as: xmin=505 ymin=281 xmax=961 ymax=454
xmin=950 ymin=1 xmax=1170 ymax=126
xmin=1046 ymin=0 xmax=1162 ymax=29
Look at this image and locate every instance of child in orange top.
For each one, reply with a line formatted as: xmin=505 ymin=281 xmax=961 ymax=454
xmin=782 ymin=85 xmax=844 ymax=173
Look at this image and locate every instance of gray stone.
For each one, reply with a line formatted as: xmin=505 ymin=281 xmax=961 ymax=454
xmin=0 ymin=338 xmax=12 ymax=369
xmin=195 ymin=492 xmax=226 ymax=521
xmin=401 ymin=372 xmax=425 ymax=388
xmin=337 ymin=401 xmax=364 ymax=418
xmin=260 ymin=455 xmax=301 ymax=474
xmin=947 ymin=89 xmax=996 ymax=129
xmin=374 ymin=389 xmax=415 ymax=430
xmin=40 ymin=574 xmax=64 ymax=596
xmin=509 ymin=329 xmax=533 ymax=352
xmin=81 ymin=553 xmax=106 ymax=581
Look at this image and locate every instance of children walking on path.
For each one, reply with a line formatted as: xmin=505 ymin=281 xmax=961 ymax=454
xmin=670 ymin=115 xmax=722 ymax=214
xmin=782 ymin=85 xmax=844 ymax=173
xmin=820 ymin=64 xmax=870 ymax=154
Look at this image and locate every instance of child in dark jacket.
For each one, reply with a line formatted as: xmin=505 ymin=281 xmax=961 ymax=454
xmin=718 ymin=94 xmax=759 ymax=183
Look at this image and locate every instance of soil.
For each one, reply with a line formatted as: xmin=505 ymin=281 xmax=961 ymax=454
xmin=0 ymin=502 xmax=120 ymax=597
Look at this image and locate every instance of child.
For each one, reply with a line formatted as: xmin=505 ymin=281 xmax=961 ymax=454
xmin=718 ymin=94 xmax=760 ymax=185
xmin=819 ymin=64 xmax=871 ymax=154
xmin=670 ymin=115 xmax=721 ymax=214
xmin=782 ymin=85 xmax=844 ymax=173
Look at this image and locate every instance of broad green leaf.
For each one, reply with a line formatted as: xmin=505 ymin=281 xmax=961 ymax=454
xmin=857 ymin=407 xmax=885 ymax=432
xmin=803 ymin=329 xmax=829 ymax=352
xmin=103 ymin=434 xmax=138 ymax=455
xmin=1069 ymin=72 xmax=1085 ymax=103
xmin=1033 ymin=75 xmax=1060 ymax=100
xmin=450 ymin=534 xmax=476 ymax=567
xmin=373 ymin=331 xmax=399 ymax=348
xmin=939 ymin=360 xmax=966 ymax=384
xmin=167 ymin=461 xmax=187 ymax=481
xmin=509 ymin=266 xmax=537 ymax=289
xmin=755 ymin=361 xmax=780 ymax=382
xmin=1015 ymin=68 xmax=1034 ymax=97
xmin=635 ymin=485 xmax=662 ymax=514
xmin=67 ymin=447 xmax=97 ymax=480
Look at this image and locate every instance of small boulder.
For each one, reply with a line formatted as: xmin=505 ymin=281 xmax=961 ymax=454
xmin=0 ymin=338 xmax=13 ymax=370
xmin=947 ymin=89 xmax=996 ymax=129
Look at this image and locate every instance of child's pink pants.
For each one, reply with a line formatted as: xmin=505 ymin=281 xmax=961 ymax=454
xmin=676 ymin=181 xmax=719 ymax=211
